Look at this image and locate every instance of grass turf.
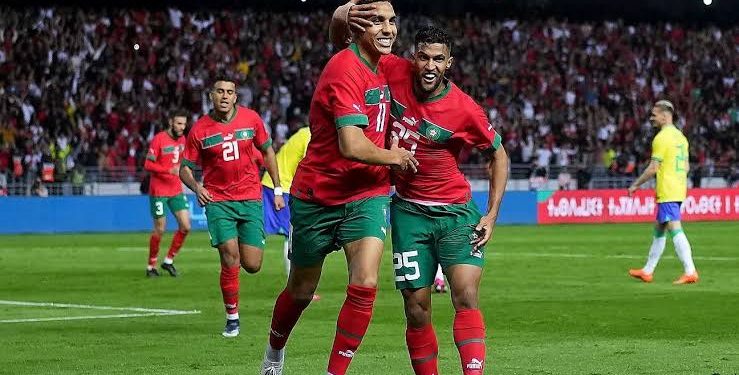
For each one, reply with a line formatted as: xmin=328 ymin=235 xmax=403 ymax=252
xmin=0 ymin=222 xmax=737 ymax=374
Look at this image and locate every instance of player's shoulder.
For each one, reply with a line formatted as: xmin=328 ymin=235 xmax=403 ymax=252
xmin=323 ymin=46 xmax=370 ymax=81
xmin=447 ymin=83 xmax=486 ymax=116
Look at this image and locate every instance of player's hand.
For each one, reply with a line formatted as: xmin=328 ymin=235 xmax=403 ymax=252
xmin=471 ymin=215 xmax=496 ymax=250
xmin=390 ymin=137 xmax=419 ymax=173
xmin=274 ymin=195 xmax=286 ymax=211
xmin=169 ymin=166 xmax=179 ymax=175
xmin=348 ymin=3 xmax=377 ymax=33
xmin=627 ymin=185 xmax=637 ymax=197
xmin=196 ymin=186 xmax=214 ymax=207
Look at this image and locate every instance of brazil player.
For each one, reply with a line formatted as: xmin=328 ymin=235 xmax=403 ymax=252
xmin=261 ymin=2 xmax=418 ymax=374
xmin=333 ymin=10 xmax=509 ymax=374
xmin=143 ymin=111 xmax=191 ymax=278
xmin=260 ymin=125 xmax=311 ymax=277
xmin=180 ymin=77 xmax=285 ymax=338
xmin=628 ymin=100 xmax=698 ymax=285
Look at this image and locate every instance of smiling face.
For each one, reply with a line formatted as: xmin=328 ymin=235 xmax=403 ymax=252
xmin=355 ymin=1 xmax=397 ymax=59
xmin=209 ymin=80 xmax=237 ymax=116
xmin=413 ymin=42 xmax=453 ymax=95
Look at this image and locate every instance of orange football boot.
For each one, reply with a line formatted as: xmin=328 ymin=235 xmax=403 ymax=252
xmin=673 ymin=272 xmax=699 ymax=285
xmin=629 ymin=269 xmax=653 ymax=283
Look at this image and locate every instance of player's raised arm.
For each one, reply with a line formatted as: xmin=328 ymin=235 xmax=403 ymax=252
xmin=329 ymin=1 xmax=376 ymax=49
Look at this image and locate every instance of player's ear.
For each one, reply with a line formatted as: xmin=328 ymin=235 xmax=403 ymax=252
xmin=446 ymin=56 xmax=454 ymax=70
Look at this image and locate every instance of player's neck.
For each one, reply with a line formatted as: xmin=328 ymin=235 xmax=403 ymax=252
xmin=354 ymin=43 xmax=381 ymax=71
xmin=166 ymin=128 xmax=179 ymax=140
xmin=413 ymin=79 xmax=449 ymax=102
xmin=212 ymin=106 xmax=237 ymax=123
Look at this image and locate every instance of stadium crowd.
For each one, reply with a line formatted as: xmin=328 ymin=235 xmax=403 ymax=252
xmin=0 ymin=7 xmax=736 ymax=195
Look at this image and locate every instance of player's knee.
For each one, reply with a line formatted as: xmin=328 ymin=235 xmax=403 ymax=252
xmin=241 ymin=259 xmax=262 ymax=274
xmin=178 ymin=224 xmax=191 ymax=235
xmin=451 ymin=288 xmax=479 ymax=310
xmin=152 ymin=227 xmax=165 ymax=237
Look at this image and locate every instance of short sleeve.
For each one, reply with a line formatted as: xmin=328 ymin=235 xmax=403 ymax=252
xmin=146 ymin=136 xmax=159 ymax=162
xmin=182 ymin=128 xmax=201 ymax=169
xmin=329 ymin=70 xmax=369 ymax=129
xmin=254 ymin=114 xmax=272 ymax=151
xmin=651 ymin=134 xmax=666 ymax=162
xmin=464 ymin=103 xmax=502 ymax=154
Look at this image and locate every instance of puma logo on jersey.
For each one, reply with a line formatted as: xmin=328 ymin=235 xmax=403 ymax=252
xmin=353 ymin=104 xmax=362 ymax=113
xmin=223 ymin=133 xmax=234 ymax=141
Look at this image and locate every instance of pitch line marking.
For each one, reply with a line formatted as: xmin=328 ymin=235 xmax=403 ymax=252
xmin=0 ymin=300 xmax=200 ymax=324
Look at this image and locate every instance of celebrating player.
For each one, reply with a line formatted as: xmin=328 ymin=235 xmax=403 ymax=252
xmin=261 ymin=1 xmax=418 ymax=374
xmin=628 ymin=100 xmax=698 ymax=284
xmin=180 ymin=77 xmax=284 ymax=338
xmin=143 ymin=111 xmax=191 ymax=278
xmin=334 ymin=8 xmax=509 ymax=374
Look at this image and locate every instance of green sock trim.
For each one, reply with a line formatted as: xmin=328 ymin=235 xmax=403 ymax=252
xmin=669 ymin=229 xmax=684 ymax=237
xmin=653 ymin=229 xmax=666 ymax=238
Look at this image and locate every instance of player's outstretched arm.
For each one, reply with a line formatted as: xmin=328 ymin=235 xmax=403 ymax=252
xmin=179 ymin=164 xmax=212 ymax=206
xmin=473 ymin=146 xmax=509 ymax=249
xmin=338 ymin=127 xmax=418 ymax=172
xmin=628 ymin=159 xmax=660 ymax=197
xmin=260 ymin=146 xmax=285 ymax=211
xmin=329 ymin=0 xmax=376 ymax=49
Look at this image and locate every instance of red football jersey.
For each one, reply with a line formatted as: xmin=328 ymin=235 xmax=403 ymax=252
xmin=381 ymin=55 xmax=502 ymax=204
xmin=291 ymin=43 xmax=391 ymax=205
xmin=145 ymin=131 xmax=185 ymax=197
xmin=182 ymin=106 xmax=272 ymax=202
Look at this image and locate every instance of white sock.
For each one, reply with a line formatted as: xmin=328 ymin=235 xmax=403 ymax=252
xmin=643 ymin=234 xmax=667 ymax=274
xmin=672 ymin=231 xmax=696 ymax=275
xmin=226 ymin=313 xmax=239 ymax=320
xmin=266 ymin=344 xmax=285 ymax=362
xmin=147 ymin=265 xmax=155 ymax=271
xmin=164 ymin=257 xmax=173 ymax=265
xmin=283 ymin=238 xmax=291 ymax=276
xmin=434 ymin=265 xmax=444 ymax=281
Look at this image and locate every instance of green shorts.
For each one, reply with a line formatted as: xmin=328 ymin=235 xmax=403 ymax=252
xmin=289 ymin=196 xmax=390 ymax=267
xmin=150 ymin=194 xmax=190 ymax=218
xmin=391 ymin=196 xmax=484 ymax=290
xmin=205 ymin=200 xmax=265 ymax=248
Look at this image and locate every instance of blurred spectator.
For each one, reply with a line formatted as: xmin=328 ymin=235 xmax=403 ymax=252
xmin=0 ymin=7 xmax=735 ymax=195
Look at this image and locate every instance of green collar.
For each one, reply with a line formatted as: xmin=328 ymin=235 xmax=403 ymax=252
xmin=349 ymin=43 xmax=378 ymax=74
xmin=420 ymin=80 xmax=451 ymax=103
xmin=210 ymin=106 xmax=238 ymax=124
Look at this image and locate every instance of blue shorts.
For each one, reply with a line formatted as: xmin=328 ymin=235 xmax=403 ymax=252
xmin=656 ymin=202 xmax=682 ymax=224
xmin=262 ymin=187 xmax=291 ymax=236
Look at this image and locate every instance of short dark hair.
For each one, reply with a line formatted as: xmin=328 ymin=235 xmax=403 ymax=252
xmin=169 ymin=109 xmax=189 ymax=119
xmin=211 ymin=76 xmax=237 ymax=89
xmin=414 ymin=25 xmax=451 ymax=52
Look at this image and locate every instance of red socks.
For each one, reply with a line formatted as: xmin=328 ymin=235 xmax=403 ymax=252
xmin=453 ymin=309 xmax=487 ymax=374
xmin=148 ymin=234 xmax=161 ymax=268
xmin=327 ymin=285 xmax=377 ymax=375
xmin=220 ymin=265 xmax=240 ymax=316
xmin=166 ymin=229 xmax=188 ymax=260
xmin=406 ymin=324 xmax=439 ymax=375
xmin=269 ymin=289 xmax=310 ymax=349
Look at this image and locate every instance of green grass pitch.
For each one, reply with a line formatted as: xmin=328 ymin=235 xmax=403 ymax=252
xmin=1 ymin=222 xmax=737 ymax=374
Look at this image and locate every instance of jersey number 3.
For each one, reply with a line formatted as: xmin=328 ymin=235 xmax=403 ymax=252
xmin=222 ymin=141 xmax=240 ymax=162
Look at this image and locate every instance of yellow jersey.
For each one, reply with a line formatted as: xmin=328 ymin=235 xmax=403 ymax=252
xmin=651 ymin=125 xmax=689 ymax=203
xmin=262 ymin=127 xmax=311 ymax=191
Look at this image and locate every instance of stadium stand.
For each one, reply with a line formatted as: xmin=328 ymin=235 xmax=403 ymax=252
xmin=0 ymin=7 xmax=736 ymax=195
